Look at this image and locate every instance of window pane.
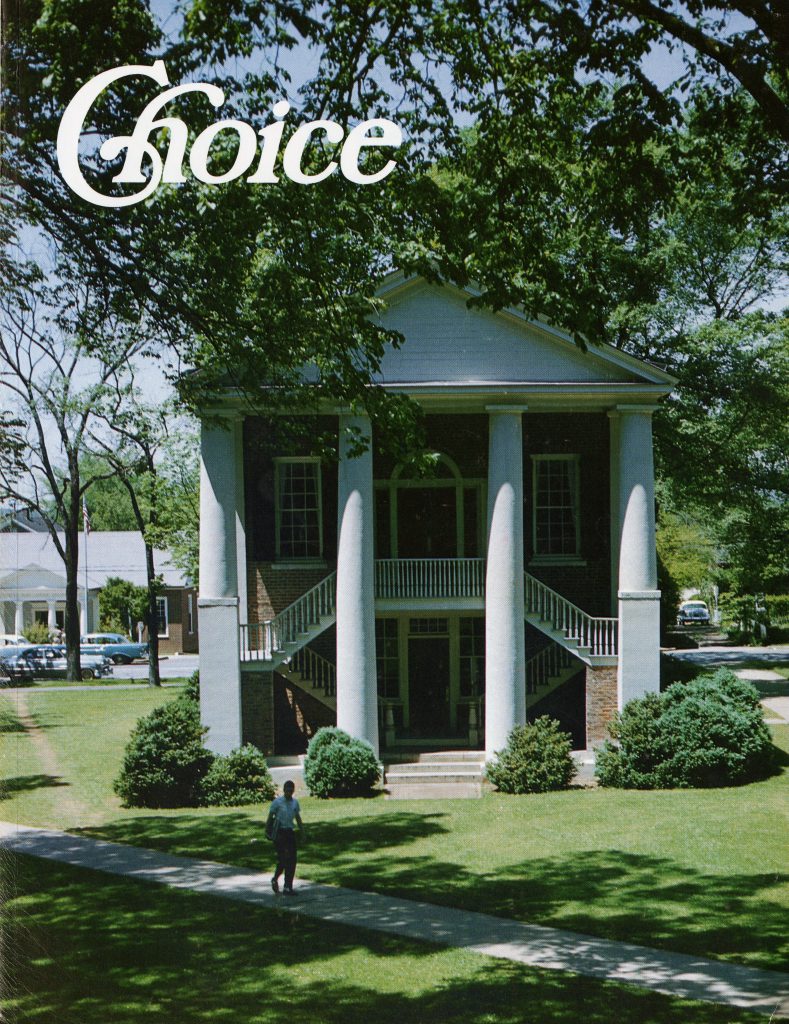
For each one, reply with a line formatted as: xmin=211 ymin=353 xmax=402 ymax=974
xmin=376 ymin=619 xmax=399 ymax=698
xmin=459 ymin=617 xmax=484 ymax=696
xmin=534 ymin=459 xmax=579 ymax=556
xmin=277 ymin=461 xmax=322 ymax=559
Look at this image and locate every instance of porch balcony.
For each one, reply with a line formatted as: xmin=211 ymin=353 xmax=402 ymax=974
xmin=239 ymin=556 xmax=617 ymax=666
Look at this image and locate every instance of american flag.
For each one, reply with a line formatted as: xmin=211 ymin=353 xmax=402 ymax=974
xmin=82 ymin=498 xmax=91 ymax=535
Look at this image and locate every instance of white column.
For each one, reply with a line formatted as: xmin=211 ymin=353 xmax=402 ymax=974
xmin=47 ymin=601 xmax=58 ymax=631
xmin=198 ymin=414 xmax=243 ymax=754
xmin=14 ymin=601 xmax=24 ymax=634
xmin=616 ymin=406 xmax=661 ymax=708
xmin=608 ymin=411 xmax=621 ymax=616
xmin=485 ymin=407 xmax=526 ymax=758
xmin=80 ymin=599 xmax=88 ymax=634
xmin=336 ymin=413 xmax=379 ymax=754
xmin=235 ymin=418 xmax=248 ymax=626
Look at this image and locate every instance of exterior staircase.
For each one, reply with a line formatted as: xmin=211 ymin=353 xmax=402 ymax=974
xmin=525 ymin=641 xmax=582 ymax=707
xmin=276 ymin=646 xmax=336 ymax=710
xmin=524 ymin=572 xmax=617 ymax=665
xmin=384 ymin=750 xmax=488 ymax=799
xmin=239 ymin=563 xmax=615 ymax=722
xmin=241 ymin=572 xmax=336 ymax=669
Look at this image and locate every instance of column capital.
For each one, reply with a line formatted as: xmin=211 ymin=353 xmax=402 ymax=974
xmin=485 ymin=404 xmax=528 ymax=414
xmin=613 ymin=404 xmax=659 ymax=415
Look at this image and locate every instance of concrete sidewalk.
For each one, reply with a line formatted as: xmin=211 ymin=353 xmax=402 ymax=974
xmin=2 ymin=821 xmax=788 ymax=1017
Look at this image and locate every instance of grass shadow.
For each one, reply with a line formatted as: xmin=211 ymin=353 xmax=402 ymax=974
xmin=2 ymin=853 xmax=765 ymax=1024
xmin=77 ymin=808 xmax=789 ymax=971
xmin=1 ymin=773 xmax=69 ymax=796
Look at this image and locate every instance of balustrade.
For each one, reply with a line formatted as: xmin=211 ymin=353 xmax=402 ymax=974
xmin=375 ymin=558 xmax=485 ymax=599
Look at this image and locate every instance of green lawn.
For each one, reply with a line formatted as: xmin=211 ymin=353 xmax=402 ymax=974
xmin=2 ymin=688 xmax=789 ymax=974
xmin=1 ymin=853 xmax=765 ymax=1024
xmin=8 ymin=676 xmax=190 ymax=688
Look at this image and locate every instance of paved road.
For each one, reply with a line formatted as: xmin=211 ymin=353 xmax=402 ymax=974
xmin=665 ymin=644 xmax=789 ymax=670
xmin=111 ymin=654 xmax=199 ymax=680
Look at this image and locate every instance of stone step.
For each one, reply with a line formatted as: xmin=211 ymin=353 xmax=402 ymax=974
xmin=386 ymin=769 xmax=484 ymax=786
xmin=384 ymin=761 xmax=485 ymax=774
xmin=386 ymin=780 xmax=487 ymax=800
xmin=386 ymin=750 xmax=486 ymax=764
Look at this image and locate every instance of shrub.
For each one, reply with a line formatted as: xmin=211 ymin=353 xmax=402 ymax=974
xmin=304 ymin=727 xmax=380 ymax=798
xmin=596 ymin=669 xmax=775 ymax=789
xmin=23 ymin=622 xmax=54 ymax=644
xmin=113 ymin=698 xmax=213 ymax=808
xmin=199 ymin=744 xmax=275 ymax=806
xmin=486 ymin=717 xmax=575 ymax=794
xmin=182 ymin=670 xmax=200 ymax=704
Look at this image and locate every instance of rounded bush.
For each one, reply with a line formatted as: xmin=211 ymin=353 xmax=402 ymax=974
xmin=113 ymin=698 xmax=213 ymax=808
xmin=486 ymin=717 xmax=575 ymax=794
xmin=596 ymin=669 xmax=775 ymax=789
xmin=199 ymin=744 xmax=275 ymax=806
xmin=304 ymin=727 xmax=380 ymax=798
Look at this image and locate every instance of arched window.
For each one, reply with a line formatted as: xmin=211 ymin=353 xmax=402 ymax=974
xmin=376 ymin=453 xmax=483 ymax=559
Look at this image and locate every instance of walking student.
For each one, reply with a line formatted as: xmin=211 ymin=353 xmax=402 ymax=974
xmin=267 ymin=779 xmax=303 ymax=895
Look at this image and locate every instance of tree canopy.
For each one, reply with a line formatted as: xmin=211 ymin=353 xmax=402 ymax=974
xmin=2 ymin=0 xmax=787 ymax=597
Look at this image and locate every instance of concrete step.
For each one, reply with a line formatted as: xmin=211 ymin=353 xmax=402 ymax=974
xmin=386 ymin=768 xmax=484 ymax=785
xmin=386 ymin=780 xmax=487 ymax=799
xmin=387 ymin=750 xmax=486 ymax=764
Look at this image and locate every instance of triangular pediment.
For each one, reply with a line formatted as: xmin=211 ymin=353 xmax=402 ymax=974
xmin=0 ymin=564 xmax=68 ymax=592
xmin=374 ymin=276 xmax=672 ymax=388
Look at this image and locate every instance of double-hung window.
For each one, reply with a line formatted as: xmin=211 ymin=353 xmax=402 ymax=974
xmin=532 ymin=455 xmax=581 ymax=558
xmin=275 ymin=458 xmax=323 ymax=561
xmin=156 ymin=596 xmax=169 ymax=637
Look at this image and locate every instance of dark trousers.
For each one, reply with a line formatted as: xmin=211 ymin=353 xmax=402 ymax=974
xmin=273 ymin=829 xmax=297 ymax=888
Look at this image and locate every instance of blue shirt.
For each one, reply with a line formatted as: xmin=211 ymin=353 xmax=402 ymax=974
xmin=269 ymin=795 xmax=301 ymax=829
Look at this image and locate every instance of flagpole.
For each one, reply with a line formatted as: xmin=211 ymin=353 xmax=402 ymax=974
xmin=82 ymin=499 xmax=90 ymax=636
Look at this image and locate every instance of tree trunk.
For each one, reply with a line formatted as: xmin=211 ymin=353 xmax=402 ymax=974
xmin=63 ymin=485 xmax=82 ymax=682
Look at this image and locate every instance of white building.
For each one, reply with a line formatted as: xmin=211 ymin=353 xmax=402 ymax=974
xmin=197 ymin=275 xmax=675 ymax=759
xmin=0 ymin=531 xmax=199 ymax=653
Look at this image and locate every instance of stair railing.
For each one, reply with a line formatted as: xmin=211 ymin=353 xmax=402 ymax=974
xmin=240 ymin=571 xmax=336 ymax=662
xmin=287 ymin=646 xmax=337 ymax=698
xmin=525 ymin=642 xmax=574 ymax=694
xmin=524 ymin=572 xmax=618 ymax=657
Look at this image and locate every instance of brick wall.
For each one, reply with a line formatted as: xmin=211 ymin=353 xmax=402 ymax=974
xmin=143 ymin=586 xmax=199 ymax=655
xmin=241 ymin=670 xmax=275 ymax=754
xmin=274 ymin=677 xmax=336 ymax=754
xmin=247 ymin=564 xmax=333 ymax=623
xmin=585 ymin=665 xmax=618 ymax=745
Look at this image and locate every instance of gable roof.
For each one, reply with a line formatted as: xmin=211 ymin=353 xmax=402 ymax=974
xmin=0 ymin=532 xmax=190 ymax=591
xmin=372 ymin=273 xmax=674 ymax=405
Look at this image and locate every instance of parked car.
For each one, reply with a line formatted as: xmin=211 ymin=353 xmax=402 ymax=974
xmin=80 ymin=633 xmax=149 ymax=664
xmin=0 ymin=645 xmax=112 ymax=681
xmin=677 ymin=600 xmax=711 ymax=626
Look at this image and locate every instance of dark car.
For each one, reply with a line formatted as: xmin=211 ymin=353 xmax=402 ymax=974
xmin=677 ymin=600 xmax=711 ymax=626
xmin=0 ymin=646 xmax=37 ymax=683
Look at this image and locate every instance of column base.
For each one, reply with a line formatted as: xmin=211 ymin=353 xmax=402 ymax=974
xmin=198 ymin=598 xmax=242 ymax=755
xmin=617 ymin=591 xmax=661 ymax=709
